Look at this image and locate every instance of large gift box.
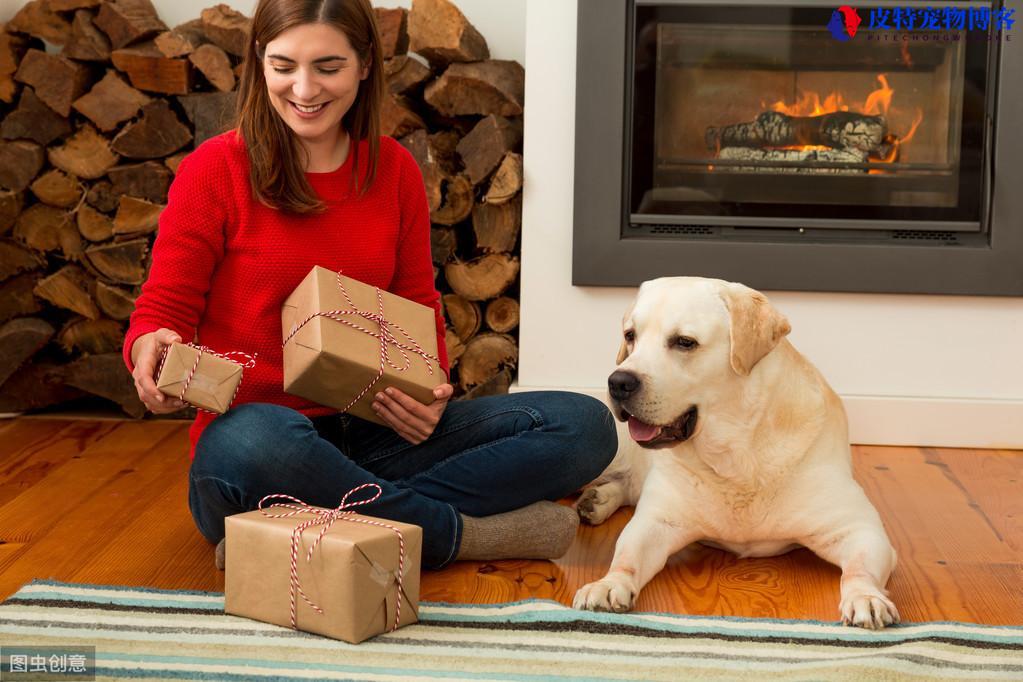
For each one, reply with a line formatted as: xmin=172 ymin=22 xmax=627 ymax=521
xmin=281 ymin=266 xmax=442 ymax=424
xmin=156 ymin=342 xmax=251 ymax=414
xmin=224 ymin=504 xmax=422 ymax=644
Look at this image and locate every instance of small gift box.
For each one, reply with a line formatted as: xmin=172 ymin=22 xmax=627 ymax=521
xmin=155 ymin=342 xmax=255 ymax=414
xmin=224 ymin=486 xmax=422 ymax=644
xmin=281 ymin=266 xmax=442 ymax=425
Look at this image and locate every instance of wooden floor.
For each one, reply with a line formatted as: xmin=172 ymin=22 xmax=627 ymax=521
xmin=1 ymin=416 xmax=1021 ymax=625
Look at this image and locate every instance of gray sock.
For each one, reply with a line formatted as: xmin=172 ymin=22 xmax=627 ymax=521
xmin=215 ymin=538 xmax=225 ymax=571
xmin=456 ymin=501 xmax=579 ymax=561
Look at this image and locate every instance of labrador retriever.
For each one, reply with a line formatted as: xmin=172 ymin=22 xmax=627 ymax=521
xmin=573 ymin=277 xmax=899 ymax=629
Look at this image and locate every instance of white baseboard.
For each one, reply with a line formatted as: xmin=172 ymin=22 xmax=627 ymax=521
xmin=510 ymin=383 xmax=1023 ymax=449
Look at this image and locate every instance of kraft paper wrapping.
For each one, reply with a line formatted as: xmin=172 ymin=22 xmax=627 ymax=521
xmin=224 ymin=509 xmax=422 ymax=644
xmin=281 ymin=266 xmax=441 ymax=424
xmin=155 ymin=342 xmax=244 ymax=414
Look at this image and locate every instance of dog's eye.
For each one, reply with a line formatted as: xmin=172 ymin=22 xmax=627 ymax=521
xmin=673 ymin=335 xmax=698 ymax=350
xmin=624 ymin=330 xmax=635 ymax=343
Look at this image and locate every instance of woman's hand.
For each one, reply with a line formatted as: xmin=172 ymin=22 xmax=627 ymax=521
xmin=372 ymin=383 xmax=454 ymax=444
xmin=131 ymin=328 xmax=186 ymax=414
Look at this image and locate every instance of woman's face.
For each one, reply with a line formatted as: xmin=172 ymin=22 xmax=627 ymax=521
xmin=262 ymin=22 xmax=369 ymax=148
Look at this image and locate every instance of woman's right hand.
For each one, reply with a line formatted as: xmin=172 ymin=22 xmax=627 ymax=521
xmin=131 ymin=328 xmax=186 ymax=414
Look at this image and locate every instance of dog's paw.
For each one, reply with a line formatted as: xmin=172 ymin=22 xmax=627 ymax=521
xmin=840 ymin=590 xmax=900 ymax=629
xmin=573 ymin=578 xmax=636 ymax=612
xmin=575 ymin=486 xmax=618 ymax=525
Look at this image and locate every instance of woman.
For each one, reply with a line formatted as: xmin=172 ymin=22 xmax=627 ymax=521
xmin=123 ymin=0 xmax=617 ymax=571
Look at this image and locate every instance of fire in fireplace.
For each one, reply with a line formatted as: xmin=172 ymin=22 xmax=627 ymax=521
xmin=573 ymin=1 xmax=1023 ymax=296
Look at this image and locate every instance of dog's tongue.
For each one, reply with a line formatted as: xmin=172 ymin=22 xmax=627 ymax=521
xmin=628 ymin=416 xmax=662 ymax=442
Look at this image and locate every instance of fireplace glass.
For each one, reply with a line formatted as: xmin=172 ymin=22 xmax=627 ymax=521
xmin=629 ymin=4 xmax=990 ymax=232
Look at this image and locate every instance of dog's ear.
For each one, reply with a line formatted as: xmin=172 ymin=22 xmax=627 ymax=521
xmin=719 ymin=283 xmax=791 ymax=376
xmin=615 ymin=300 xmax=636 ymax=365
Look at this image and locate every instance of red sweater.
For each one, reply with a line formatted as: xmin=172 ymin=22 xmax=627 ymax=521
xmin=123 ymin=131 xmax=449 ymax=458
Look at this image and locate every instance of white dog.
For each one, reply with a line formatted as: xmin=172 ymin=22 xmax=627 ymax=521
xmin=573 ymin=277 xmax=899 ymax=629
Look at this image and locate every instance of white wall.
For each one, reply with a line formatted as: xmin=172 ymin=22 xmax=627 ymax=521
xmin=519 ymin=0 xmax=1023 ymax=448
xmin=0 ymin=1 xmax=524 ymax=64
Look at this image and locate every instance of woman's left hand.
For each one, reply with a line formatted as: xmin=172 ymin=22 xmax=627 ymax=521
xmin=372 ymin=383 xmax=454 ymax=444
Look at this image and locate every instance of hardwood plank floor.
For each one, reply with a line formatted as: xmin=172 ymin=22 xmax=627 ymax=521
xmin=1 ymin=417 xmax=1021 ymax=625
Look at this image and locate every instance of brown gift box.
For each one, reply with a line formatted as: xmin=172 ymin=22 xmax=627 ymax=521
xmin=281 ymin=266 xmax=442 ymax=425
xmin=156 ymin=342 xmax=246 ymax=414
xmin=224 ymin=508 xmax=422 ymax=644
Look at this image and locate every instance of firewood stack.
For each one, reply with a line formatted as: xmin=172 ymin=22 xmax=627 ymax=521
xmin=0 ymin=0 xmax=523 ymax=418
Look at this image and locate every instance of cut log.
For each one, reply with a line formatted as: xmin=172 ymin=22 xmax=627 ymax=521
xmin=380 ymin=94 xmax=425 ymax=139
xmin=49 ymin=0 xmax=103 ymax=12
xmin=0 ymin=239 xmax=46 ymax=280
xmin=2 ymin=87 xmax=72 ymax=145
xmin=0 ymin=271 xmax=44 ymax=324
xmin=48 ymin=125 xmax=119 ymax=180
xmin=456 ymin=115 xmax=522 ymax=186
xmin=200 ymin=4 xmax=251 ymax=58
xmin=0 ymin=317 xmax=56 ymax=386
xmin=716 ymin=146 xmax=867 ymax=173
xmin=408 ymin=0 xmax=489 ymax=66
xmin=154 ymin=25 xmax=205 ymax=58
xmin=189 ymin=42 xmax=234 ymax=91
xmin=7 ymin=0 xmax=73 ymax=47
xmin=484 ymin=152 xmax=522 ymax=205
xmin=399 ymin=129 xmax=443 ymax=212
xmin=432 ymin=174 xmax=473 ymax=226
xmin=177 ymin=91 xmax=236 ymax=146
xmin=112 ymin=195 xmax=163 ymax=236
xmin=461 ymin=366 xmax=511 ymax=400
xmin=87 ymin=180 xmax=120 ymax=212
xmin=94 ymin=280 xmax=136 ymax=320
xmin=83 ymin=237 xmax=148 ymax=284
xmin=444 ymin=254 xmax=519 ymax=301
xmin=31 ymin=168 xmax=82 ymax=208
xmin=34 ymin=264 xmax=100 ymax=319
xmin=0 ymin=190 xmax=25 ymax=234
xmin=706 ymin=110 xmax=888 ymax=154
xmin=94 ymin=0 xmax=168 ymax=50
xmin=164 ymin=151 xmax=187 ymax=175
xmin=64 ymin=9 xmax=113 ymax=61
xmin=384 ymin=55 xmax=432 ymax=96
xmin=429 ymin=130 xmax=463 ymax=174
xmin=484 ymin=296 xmax=519 ymax=333
xmin=0 ymin=361 xmax=85 ymax=414
xmin=111 ymin=99 xmax=192 ymax=158
xmin=1 ymin=28 xmax=37 ymax=105
xmin=13 ymin=203 xmax=82 ymax=259
xmin=111 ymin=42 xmax=193 ymax=94
xmin=425 ymin=61 xmax=524 ymax=118
xmin=72 ymin=70 xmax=151 ymax=132
xmin=108 ymin=161 xmax=171 ymax=203
xmin=375 ymin=8 xmax=409 ymax=59
xmin=430 ymin=226 xmax=457 ymax=265
xmin=442 ymin=293 xmax=481 ymax=342
xmin=64 ymin=352 xmax=145 ymax=417
xmin=472 ymin=194 xmax=521 ymax=253
xmin=0 ymin=140 xmax=45 ymax=191
xmin=58 ymin=316 xmax=125 ymax=355
xmin=14 ymin=48 xmax=95 ymax=117
xmin=444 ymin=327 xmax=465 ymax=366
xmin=457 ymin=332 xmax=517 ymax=392
xmin=77 ymin=203 xmax=114 ymax=241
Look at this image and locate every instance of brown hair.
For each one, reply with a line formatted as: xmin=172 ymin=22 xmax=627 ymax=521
xmin=235 ymin=0 xmax=384 ymax=214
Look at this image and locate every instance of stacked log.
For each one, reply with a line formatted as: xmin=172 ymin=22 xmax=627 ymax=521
xmin=0 ymin=0 xmax=523 ymax=416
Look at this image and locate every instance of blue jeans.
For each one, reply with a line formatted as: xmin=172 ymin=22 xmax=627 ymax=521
xmin=188 ymin=391 xmax=617 ymax=568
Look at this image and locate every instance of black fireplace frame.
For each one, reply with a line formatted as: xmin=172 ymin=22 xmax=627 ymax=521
xmin=572 ymin=0 xmax=1023 ymax=295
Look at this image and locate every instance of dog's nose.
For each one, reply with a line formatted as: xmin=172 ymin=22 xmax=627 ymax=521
xmin=608 ymin=370 xmax=640 ymax=401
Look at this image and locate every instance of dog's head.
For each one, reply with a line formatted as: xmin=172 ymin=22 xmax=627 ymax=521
xmin=610 ymin=277 xmax=790 ymax=448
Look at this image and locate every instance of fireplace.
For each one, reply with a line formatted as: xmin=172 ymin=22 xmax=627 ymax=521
xmin=573 ymin=0 xmax=1023 ymax=295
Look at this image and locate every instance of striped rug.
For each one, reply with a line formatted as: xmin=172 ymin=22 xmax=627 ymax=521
xmin=1 ymin=580 xmax=1021 ymax=681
